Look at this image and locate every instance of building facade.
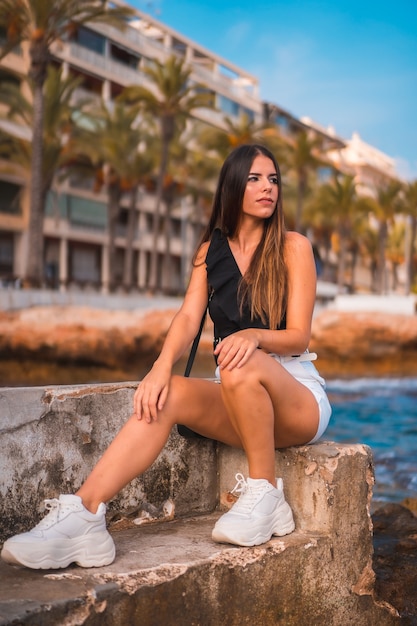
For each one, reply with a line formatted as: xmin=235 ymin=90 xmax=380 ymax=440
xmin=0 ymin=4 xmax=400 ymax=293
xmin=0 ymin=6 xmax=262 ymax=292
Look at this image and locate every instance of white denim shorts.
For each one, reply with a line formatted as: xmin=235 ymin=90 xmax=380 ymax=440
xmin=214 ymin=352 xmax=332 ymax=444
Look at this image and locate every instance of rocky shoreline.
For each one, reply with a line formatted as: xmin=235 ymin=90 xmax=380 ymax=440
xmin=372 ymin=502 xmax=417 ymax=623
xmin=1 ymin=305 xmax=417 ymax=380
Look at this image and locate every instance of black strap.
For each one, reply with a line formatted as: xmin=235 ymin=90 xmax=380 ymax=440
xmin=177 ymin=309 xmax=208 ymax=439
xmin=183 ymin=309 xmax=207 ymax=377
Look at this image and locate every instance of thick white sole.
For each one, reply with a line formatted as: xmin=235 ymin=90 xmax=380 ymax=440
xmin=1 ymin=531 xmax=116 ymax=569
xmin=212 ymin=506 xmax=295 ymax=547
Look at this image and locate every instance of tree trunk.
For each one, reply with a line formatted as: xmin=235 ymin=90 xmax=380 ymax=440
xmin=295 ymin=172 xmax=306 ymax=234
xmin=349 ymin=244 xmax=358 ymax=293
xmin=162 ymin=197 xmax=174 ymax=293
xmin=376 ymin=220 xmax=388 ymax=294
xmin=107 ymin=184 xmax=122 ymax=291
xmin=337 ymin=224 xmax=349 ymax=293
xmin=26 ymin=68 xmax=46 ymax=287
xmin=321 ymin=234 xmax=332 ymax=281
xmin=123 ymin=186 xmax=138 ymax=292
xmin=392 ymin=262 xmax=399 ymax=291
xmin=149 ymin=115 xmax=176 ymax=293
xmin=405 ymin=216 xmax=416 ymax=294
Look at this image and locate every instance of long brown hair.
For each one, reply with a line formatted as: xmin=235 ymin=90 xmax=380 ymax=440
xmin=198 ymin=144 xmax=287 ymax=329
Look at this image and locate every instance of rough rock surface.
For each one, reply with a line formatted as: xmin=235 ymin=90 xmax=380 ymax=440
xmin=0 ymin=306 xmax=177 ymax=367
xmin=1 ymin=307 xmax=417 ymax=378
xmin=310 ymin=310 xmax=417 ymax=377
xmin=372 ymin=502 xmax=417 ymax=624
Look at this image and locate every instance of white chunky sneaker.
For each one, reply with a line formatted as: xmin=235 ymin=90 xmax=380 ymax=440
xmin=212 ymin=473 xmax=295 ymax=547
xmin=1 ymin=494 xmax=115 ymax=570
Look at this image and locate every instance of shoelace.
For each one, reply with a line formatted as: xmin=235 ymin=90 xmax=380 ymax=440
xmin=230 ymin=473 xmax=270 ymax=514
xmin=34 ymin=499 xmax=73 ymax=530
xmin=230 ymin=473 xmax=248 ymax=497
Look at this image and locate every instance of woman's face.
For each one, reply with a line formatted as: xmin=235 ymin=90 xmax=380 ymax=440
xmin=241 ymin=154 xmax=279 ymax=220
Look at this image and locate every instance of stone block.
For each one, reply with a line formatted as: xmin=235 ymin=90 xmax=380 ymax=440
xmin=0 ymin=383 xmax=217 ymax=543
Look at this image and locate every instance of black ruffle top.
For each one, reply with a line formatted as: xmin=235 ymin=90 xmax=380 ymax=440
xmin=206 ymin=228 xmax=285 ymax=341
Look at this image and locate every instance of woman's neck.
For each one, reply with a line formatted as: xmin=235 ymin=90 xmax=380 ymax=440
xmin=229 ymin=223 xmax=263 ymax=254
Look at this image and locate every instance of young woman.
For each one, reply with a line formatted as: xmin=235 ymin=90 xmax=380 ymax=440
xmin=1 ymin=144 xmax=331 ymax=570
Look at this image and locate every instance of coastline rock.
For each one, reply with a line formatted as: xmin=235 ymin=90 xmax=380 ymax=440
xmin=372 ymin=502 xmax=417 ymax=622
xmin=0 ymin=306 xmax=180 ymax=370
xmin=1 ymin=306 xmax=417 ymax=378
xmin=310 ymin=310 xmax=417 ymax=377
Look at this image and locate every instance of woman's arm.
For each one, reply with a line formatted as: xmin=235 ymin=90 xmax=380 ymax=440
xmin=214 ymin=232 xmax=317 ymax=370
xmin=134 ymin=242 xmax=210 ymax=421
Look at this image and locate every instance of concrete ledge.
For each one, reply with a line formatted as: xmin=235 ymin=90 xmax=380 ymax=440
xmin=0 ymin=515 xmax=399 ymax=626
xmin=219 ymin=442 xmax=374 ymax=533
xmin=0 ymin=287 xmax=182 ymax=312
xmin=0 ymin=382 xmax=400 ymax=624
xmin=0 ymin=383 xmax=217 ymax=542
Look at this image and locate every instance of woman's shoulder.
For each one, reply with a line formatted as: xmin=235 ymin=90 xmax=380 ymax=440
xmin=284 ymin=230 xmax=313 ymax=255
xmin=195 ymin=240 xmax=211 ymax=264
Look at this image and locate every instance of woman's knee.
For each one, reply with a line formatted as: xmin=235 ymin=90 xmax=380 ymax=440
xmin=161 ymin=375 xmax=189 ymax=414
xmin=220 ymin=361 xmax=258 ymax=391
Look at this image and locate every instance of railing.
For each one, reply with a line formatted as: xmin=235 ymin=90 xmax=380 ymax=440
xmin=66 ymin=42 xmax=145 ymax=86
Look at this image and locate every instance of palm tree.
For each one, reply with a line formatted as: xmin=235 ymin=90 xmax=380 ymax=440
xmin=197 ymin=113 xmax=284 ymax=161
xmin=122 ymin=54 xmax=212 ymax=292
xmin=0 ymin=0 xmax=134 ymax=286
xmin=0 ymin=65 xmax=86 ymax=218
xmin=399 ymin=180 xmax=417 ymax=294
xmin=285 ymin=131 xmax=323 ymax=233
xmin=368 ymin=181 xmax=402 ymax=294
xmin=304 ymin=187 xmax=339 ymax=282
xmin=360 ymin=225 xmax=379 ymax=291
xmin=386 ymin=221 xmax=406 ymax=292
xmin=71 ymin=99 xmax=154 ymax=291
xmin=122 ymin=146 xmax=155 ymax=292
xmin=182 ymin=134 xmax=220 ymax=220
xmin=308 ymin=175 xmax=370 ymax=293
xmin=171 ymin=136 xmax=221 ymax=292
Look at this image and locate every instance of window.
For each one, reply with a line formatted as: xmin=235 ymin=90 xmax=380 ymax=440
xmin=218 ymin=95 xmax=239 ymax=117
xmin=0 ymin=181 xmax=21 ymax=215
xmin=75 ymin=26 xmax=106 ymax=55
xmin=241 ymin=107 xmax=255 ymax=122
xmin=69 ymin=243 xmax=101 ymax=284
xmin=274 ymin=114 xmax=290 ymax=134
xmin=317 ymin=167 xmax=333 ymax=184
xmin=0 ymin=69 xmax=20 ymax=88
xmin=172 ymin=38 xmax=187 ymax=56
xmin=194 ymin=86 xmax=216 ymax=108
xmin=0 ymin=233 xmax=13 ymax=275
xmin=0 ymin=27 xmax=22 ymax=54
xmin=110 ymin=43 xmax=140 ymax=69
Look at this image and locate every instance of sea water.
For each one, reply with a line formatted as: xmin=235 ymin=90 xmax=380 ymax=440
xmin=325 ymin=377 xmax=417 ymax=505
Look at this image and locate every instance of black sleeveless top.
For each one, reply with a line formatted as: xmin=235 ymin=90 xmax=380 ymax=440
xmin=206 ymin=228 xmax=286 ymax=342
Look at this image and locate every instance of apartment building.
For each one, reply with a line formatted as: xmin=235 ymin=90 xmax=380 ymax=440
xmin=0 ymin=6 xmax=262 ymax=292
xmin=264 ymin=103 xmax=346 ymax=185
xmin=326 ymin=130 xmax=399 ymax=196
xmin=0 ymin=4 xmax=399 ymax=293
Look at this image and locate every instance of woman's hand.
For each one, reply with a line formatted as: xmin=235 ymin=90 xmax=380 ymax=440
xmin=214 ymin=329 xmax=260 ymax=371
xmin=133 ymin=359 xmax=172 ymax=423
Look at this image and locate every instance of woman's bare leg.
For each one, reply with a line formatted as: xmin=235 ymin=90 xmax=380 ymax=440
xmin=76 ymin=415 xmax=172 ymax=513
xmin=77 ymin=376 xmax=241 ymax=513
xmin=77 ymin=354 xmax=319 ymax=512
xmin=219 ymin=350 xmax=319 ymax=485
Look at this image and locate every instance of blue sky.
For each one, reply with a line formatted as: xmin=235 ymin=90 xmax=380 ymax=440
xmin=131 ymin=0 xmax=417 ymax=181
